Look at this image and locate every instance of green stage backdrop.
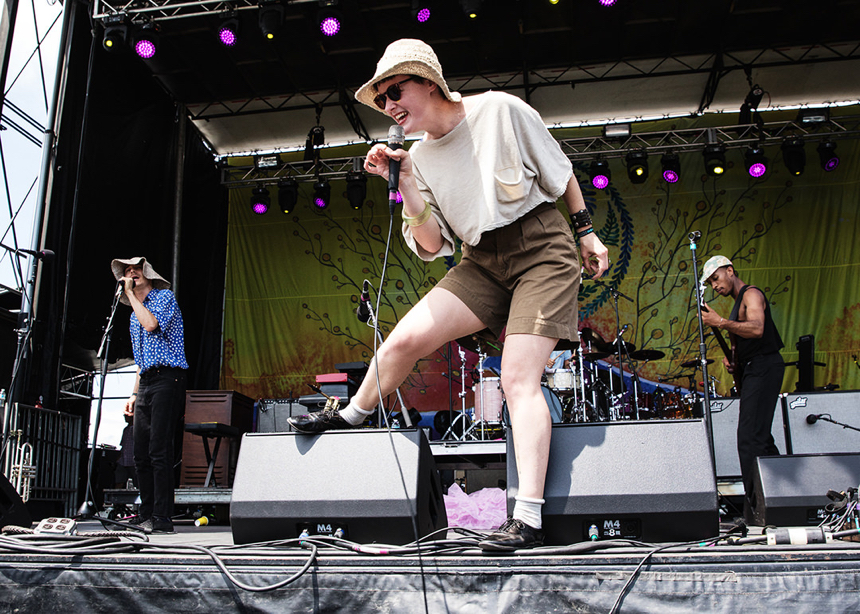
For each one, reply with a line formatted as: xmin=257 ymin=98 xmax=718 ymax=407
xmin=221 ymin=123 xmax=860 ymax=411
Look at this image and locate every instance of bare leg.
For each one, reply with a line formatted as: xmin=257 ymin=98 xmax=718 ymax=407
xmin=352 ymin=287 xmax=486 ymax=410
xmin=500 ymin=333 xmax=558 ymax=500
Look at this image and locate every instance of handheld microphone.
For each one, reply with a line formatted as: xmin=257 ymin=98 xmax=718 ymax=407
xmin=356 ymin=280 xmax=371 ymax=323
xmin=806 ymin=414 xmax=820 ymax=425
xmin=387 ymin=124 xmax=405 ymax=210
xmin=115 ymin=278 xmax=135 ymax=298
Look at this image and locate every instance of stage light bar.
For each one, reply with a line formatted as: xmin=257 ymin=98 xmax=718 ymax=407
xmin=781 ymin=138 xmax=806 ymax=176
xmin=255 ymin=154 xmax=281 ymax=170
xmin=626 ymin=150 xmax=648 ymax=184
xmin=251 ymin=187 xmax=270 ymax=215
xmin=744 ymin=146 xmax=768 ymax=178
xmin=661 ymin=153 xmax=680 ymax=184
xmin=797 ymin=108 xmax=829 ymax=124
xmin=590 ymin=159 xmax=611 ymax=190
xmin=603 ymin=123 xmax=630 ymax=139
xmin=817 ymin=141 xmax=839 ymax=172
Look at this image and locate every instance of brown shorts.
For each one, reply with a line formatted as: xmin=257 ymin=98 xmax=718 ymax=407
xmin=436 ymin=202 xmax=582 ymax=342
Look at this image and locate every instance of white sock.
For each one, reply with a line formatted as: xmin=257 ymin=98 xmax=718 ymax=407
xmin=513 ymin=495 xmax=545 ymax=530
xmin=339 ymin=402 xmax=373 ymax=426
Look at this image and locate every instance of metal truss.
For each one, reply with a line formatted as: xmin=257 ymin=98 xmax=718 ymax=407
xmin=92 ymin=0 xmax=317 ymax=24
xmin=221 ymin=117 xmax=860 ymax=187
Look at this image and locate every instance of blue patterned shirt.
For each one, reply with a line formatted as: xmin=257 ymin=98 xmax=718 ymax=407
xmin=130 ymin=288 xmax=189 ymax=374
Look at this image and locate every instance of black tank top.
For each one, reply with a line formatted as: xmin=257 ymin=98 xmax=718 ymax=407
xmin=729 ymin=285 xmax=784 ymax=364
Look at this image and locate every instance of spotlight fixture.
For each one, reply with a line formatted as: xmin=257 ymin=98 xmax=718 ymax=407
xmin=251 ymin=187 xmax=270 ymax=215
xmin=318 ymin=8 xmax=343 ymax=37
xmin=739 ymin=84 xmax=764 ymax=124
xmin=132 ymin=23 xmax=159 ymax=59
xmin=258 ymin=1 xmax=284 ymax=40
xmin=589 ymin=159 xmax=611 ymax=190
xmin=313 ymin=180 xmax=331 ymax=209
xmin=603 ymin=123 xmax=631 ymax=139
xmin=703 ymin=143 xmax=727 ymax=177
xmin=218 ymin=14 xmax=240 ymax=47
xmin=744 ymin=146 xmax=768 ymax=178
xmin=661 ymin=153 xmax=680 ymax=184
xmin=797 ymin=108 xmax=829 ymax=124
xmin=625 ymin=150 xmax=648 ymax=184
xmin=412 ymin=0 xmax=432 ymax=22
xmin=278 ymin=178 xmax=298 ymax=214
xmin=781 ymin=138 xmax=806 ymax=176
xmin=460 ymin=0 xmax=481 ymax=18
xmin=599 ymin=0 xmax=617 ymax=6
xmin=102 ymin=14 xmax=128 ymax=52
xmin=817 ymin=140 xmax=839 ymax=172
xmin=346 ymin=171 xmax=367 ymax=210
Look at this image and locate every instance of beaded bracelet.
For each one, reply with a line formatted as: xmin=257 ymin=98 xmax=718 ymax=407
xmin=570 ymin=208 xmax=593 ymax=230
xmin=576 ymin=227 xmax=595 ymax=240
xmin=402 ymin=201 xmax=433 ymax=227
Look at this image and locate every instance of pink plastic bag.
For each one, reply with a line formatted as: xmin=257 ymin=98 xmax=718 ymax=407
xmin=443 ymin=483 xmax=507 ymax=530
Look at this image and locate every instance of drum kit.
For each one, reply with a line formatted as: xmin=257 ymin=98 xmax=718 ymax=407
xmin=436 ymin=325 xmax=714 ymax=442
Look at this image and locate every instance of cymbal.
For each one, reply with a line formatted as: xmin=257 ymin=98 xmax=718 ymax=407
xmin=607 ymin=340 xmax=636 ymax=355
xmin=630 ymin=349 xmax=665 ymax=361
xmin=583 ymin=351 xmax=610 ymax=361
xmin=680 ymin=358 xmax=713 ymax=369
xmin=580 ymin=327 xmax=606 ymax=345
xmin=554 ymin=338 xmax=580 ymax=351
xmin=456 ymin=333 xmax=503 ymax=356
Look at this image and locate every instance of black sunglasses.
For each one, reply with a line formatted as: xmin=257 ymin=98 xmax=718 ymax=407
xmin=373 ymin=77 xmax=415 ymax=110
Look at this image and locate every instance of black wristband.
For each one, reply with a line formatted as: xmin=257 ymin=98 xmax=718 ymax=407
xmin=576 ymin=227 xmax=595 ymax=240
xmin=571 ymin=208 xmax=592 ymax=230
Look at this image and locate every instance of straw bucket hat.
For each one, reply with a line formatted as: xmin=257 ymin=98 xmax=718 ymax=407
xmin=355 ymin=38 xmax=461 ymax=112
xmin=110 ymin=256 xmax=171 ymax=305
xmin=702 ymin=255 xmax=733 ymax=281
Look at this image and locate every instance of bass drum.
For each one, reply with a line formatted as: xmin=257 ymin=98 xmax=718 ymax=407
xmin=503 ymin=385 xmax=564 ymax=426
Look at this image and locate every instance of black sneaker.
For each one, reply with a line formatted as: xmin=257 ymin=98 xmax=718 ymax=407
xmin=287 ymin=407 xmax=357 ymax=434
xmin=124 ymin=515 xmax=150 ymax=531
xmin=479 ymin=517 xmax=545 ymax=552
xmin=145 ymin=515 xmax=175 ymax=534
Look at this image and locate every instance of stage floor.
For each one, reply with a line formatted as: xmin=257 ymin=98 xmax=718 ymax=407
xmin=1 ymin=520 xmax=860 ymax=613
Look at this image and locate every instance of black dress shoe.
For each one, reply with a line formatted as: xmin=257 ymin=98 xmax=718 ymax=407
xmin=145 ymin=515 xmax=175 ymax=534
xmin=479 ymin=517 xmax=545 ymax=552
xmin=287 ymin=407 xmax=357 ymax=434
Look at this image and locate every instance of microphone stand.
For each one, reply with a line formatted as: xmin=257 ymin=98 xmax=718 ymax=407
xmin=78 ymin=285 xmax=139 ymax=530
xmin=688 ymin=232 xmax=716 ymax=470
xmin=362 ymin=294 xmax=413 ymax=428
xmin=599 ymin=281 xmax=634 ymax=418
xmin=808 ymin=414 xmax=860 ymax=434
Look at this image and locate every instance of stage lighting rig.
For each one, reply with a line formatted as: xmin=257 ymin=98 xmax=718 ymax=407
xmin=132 ymin=23 xmax=159 ymax=59
xmin=589 ymin=159 xmax=611 ymax=190
xmin=661 ymin=153 xmax=680 ymax=184
xmin=313 ymin=180 xmax=331 ymax=209
xmin=102 ymin=14 xmax=128 ymax=52
xmin=739 ymin=83 xmax=764 ymax=124
xmin=218 ymin=13 xmax=240 ymax=47
xmin=781 ymin=138 xmax=806 ymax=176
xmin=278 ymin=178 xmax=298 ymax=214
xmin=625 ymin=150 xmax=648 ymax=184
xmin=460 ymin=0 xmax=481 ymax=19
xmin=258 ymin=0 xmax=284 ymax=40
xmin=251 ymin=187 xmax=270 ymax=215
xmin=317 ymin=1 xmax=343 ymax=37
xmin=817 ymin=140 xmax=839 ymax=172
xmin=346 ymin=171 xmax=367 ymax=210
xmin=744 ymin=146 xmax=768 ymax=178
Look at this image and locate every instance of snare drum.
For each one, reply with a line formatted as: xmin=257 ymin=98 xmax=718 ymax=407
xmin=546 ymin=368 xmax=580 ymax=392
xmin=473 ymin=377 xmax=504 ymax=423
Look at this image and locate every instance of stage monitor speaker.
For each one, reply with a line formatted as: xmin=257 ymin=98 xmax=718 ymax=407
xmin=751 ymin=453 xmax=860 ymax=526
xmin=507 ymin=420 xmax=719 ymax=544
xmin=230 ymin=429 xmax=447 ymax=545
xmin=0 ymin=473 xmax=31 ymax=529
xmin=782 ymin=391 xmax=860 ymax=455
xmin=709 ymin=397 xmax=787 ymax=479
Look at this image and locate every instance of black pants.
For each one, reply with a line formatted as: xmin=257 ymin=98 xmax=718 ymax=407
xmin=737 ymin=352 xmax=784 ymax=504
xmin=134 ymin=366 xmax=187 ymax=518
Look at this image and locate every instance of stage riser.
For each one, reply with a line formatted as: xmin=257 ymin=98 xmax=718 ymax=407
xmin=229 ymin=429 xmax=447 ymax=545
xmin=752 ymin=453 xmax=860 ymax=526
xmin=507 ymin=420 xmax=719 ymax=544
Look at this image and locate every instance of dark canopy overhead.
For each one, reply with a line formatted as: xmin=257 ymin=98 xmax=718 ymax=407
xmin=94 ymin=0 xmax=860 ymax=154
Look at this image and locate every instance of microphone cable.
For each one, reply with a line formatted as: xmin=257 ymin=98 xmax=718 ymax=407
xmin=369 ymin=194 xmax=431 ymax=614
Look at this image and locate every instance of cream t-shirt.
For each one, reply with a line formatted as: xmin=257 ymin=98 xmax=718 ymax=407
xmin=404 ymin=91 xmax=573 ymax=261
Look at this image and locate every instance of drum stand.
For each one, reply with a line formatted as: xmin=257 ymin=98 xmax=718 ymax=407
xmin=443 ymin=345 xmax=474 ymax=441
xmin=605 ymin=283 xmax=637 ymax=420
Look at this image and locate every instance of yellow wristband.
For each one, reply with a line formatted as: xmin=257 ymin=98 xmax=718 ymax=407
xmin=402 ymin=201 xmax=433 ymax=227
